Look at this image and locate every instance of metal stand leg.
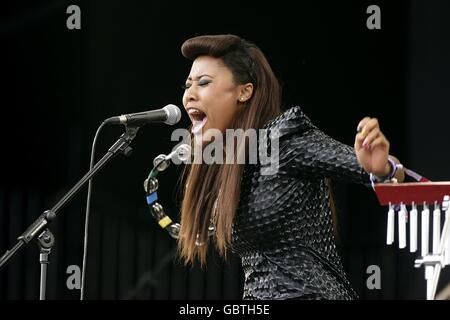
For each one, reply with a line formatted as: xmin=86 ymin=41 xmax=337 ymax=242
xmin=37 ymin=229 xmax=55 ymax=300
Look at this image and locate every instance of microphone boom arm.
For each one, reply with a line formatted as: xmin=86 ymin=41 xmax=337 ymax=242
xmin=0 ymin=125 xmax=139 ymax=271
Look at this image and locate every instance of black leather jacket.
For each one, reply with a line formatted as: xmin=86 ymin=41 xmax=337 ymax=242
xmin=232 ymin=106 xmax=371 ymax=300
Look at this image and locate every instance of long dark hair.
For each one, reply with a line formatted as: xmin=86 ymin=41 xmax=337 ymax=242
xmin=178 ymin=34 xmax=338 ymax=266
xmin=178 ymin=34 xmax=282 ymax=266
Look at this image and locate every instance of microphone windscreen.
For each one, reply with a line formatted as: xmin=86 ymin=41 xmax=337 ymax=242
xmin=163 ymin=104 xmax=182 ymax=125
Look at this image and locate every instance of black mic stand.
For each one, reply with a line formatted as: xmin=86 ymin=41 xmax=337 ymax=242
xmin=0 ymin=125 xmax=140 ymax=299
xmin=37 ymin=229 xmax=54 ymax=300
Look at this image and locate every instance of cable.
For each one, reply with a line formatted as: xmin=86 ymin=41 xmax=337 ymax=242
xmin=80 ymin=121 xmax=106 ymax=300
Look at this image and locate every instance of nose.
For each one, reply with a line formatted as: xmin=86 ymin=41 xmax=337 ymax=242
xmin=183 ymin=84 xmax=198 ymax=106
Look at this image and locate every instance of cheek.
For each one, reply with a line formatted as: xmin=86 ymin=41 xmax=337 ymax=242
xmin=211 ymin=104 xmax=238 ymax=131
xmin=182 ymin=92 xmax=188 ymax=107
xmin=202 ymin=82 xmax=239 ymax=126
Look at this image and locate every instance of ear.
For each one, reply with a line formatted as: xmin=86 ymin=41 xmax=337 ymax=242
xmin=238 ymin=83 xmax=254 ymax=103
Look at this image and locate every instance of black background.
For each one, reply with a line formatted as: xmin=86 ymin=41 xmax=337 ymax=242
xmin=1 ymin=0 xmax=449 ymax=300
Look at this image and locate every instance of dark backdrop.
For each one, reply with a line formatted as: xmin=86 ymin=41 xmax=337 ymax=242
xmin=1 ymin=0 xmax=449 ymax=300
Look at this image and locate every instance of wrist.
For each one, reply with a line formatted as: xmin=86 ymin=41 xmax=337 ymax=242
xmin=370 ymin=156 xmax=401 ymax=183
xmin=380 ymin=162 xmax=391 ymax=178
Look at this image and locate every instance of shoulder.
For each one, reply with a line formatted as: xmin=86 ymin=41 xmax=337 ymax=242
xmin=263 ymin=106 xmax=317 ymax=139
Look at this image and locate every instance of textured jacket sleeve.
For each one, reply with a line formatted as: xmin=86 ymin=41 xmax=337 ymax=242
xmin=276 ymin=128 xmax=371 ymax=186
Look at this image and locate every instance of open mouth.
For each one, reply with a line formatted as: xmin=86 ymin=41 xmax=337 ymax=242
xmin=188 ymin=108 xmax=208 ymax=134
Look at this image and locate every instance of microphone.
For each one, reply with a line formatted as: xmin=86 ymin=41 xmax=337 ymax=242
xmin=153 ymin=144 xmax=191 ymax=171
xmin=104 ymin=104 xmax=181 ymax=126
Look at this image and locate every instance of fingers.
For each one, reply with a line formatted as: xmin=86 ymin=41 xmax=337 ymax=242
xmin=357 ymin=117 xmax=371 ymax=133
xmin=355 ymin=117 xmax=387 ymax=151
xmin=359 ymin=118 xmax=379 ymax=136
xmin=361 ymin=127 xmax=380 ymax=148
xmin=371 ymin=135 xmax=390 ymax=150
xmin=355 ymin=130 xmax=389 ymax=151
xmin=356 ymin=118 xmax=380 ymax=145
xmin=355 ymin=130 xmax=378 ymax=149
xmin=354 ymin=131 xmax=365 ymax=150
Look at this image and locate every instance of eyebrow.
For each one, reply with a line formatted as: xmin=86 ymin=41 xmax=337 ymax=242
xmin=186 ymin=74 xmax=213 ymax=81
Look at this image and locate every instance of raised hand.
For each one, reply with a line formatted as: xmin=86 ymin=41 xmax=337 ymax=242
xmin=354 ymin=117 xmax=390 ymax=177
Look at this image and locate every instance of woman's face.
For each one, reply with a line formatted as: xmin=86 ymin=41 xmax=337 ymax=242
xmin=183 ymin=55 xmax=252 ymax=145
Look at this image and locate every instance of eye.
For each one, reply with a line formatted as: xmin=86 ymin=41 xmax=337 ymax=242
xmin=182 ymin=83 xmax=191 ymax=90
xmin=198 ymin=80 xmax=211 ymax=86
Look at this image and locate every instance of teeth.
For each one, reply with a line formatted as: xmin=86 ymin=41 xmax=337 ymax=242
xmin=187 ymin=108 xmax=207 ymax=134
xmin=188 ymin=108 xmax=205 ymax=115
